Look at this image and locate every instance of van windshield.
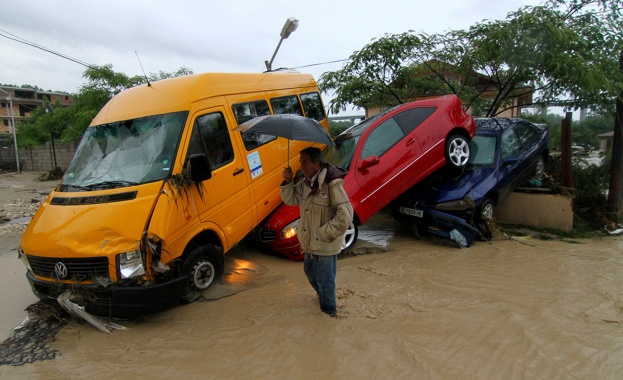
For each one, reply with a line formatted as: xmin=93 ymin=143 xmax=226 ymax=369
xmin=62 ymin=111 xmax=187 ymax=191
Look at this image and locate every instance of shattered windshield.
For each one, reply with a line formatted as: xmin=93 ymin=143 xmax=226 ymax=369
xmin=62 ymin=111 xmax=187 ymax=191
xmin=468 ymin=135 xmax=497 ymax=166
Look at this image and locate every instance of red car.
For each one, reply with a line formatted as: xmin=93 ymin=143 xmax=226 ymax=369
xmin=258 ymin=95 xmax=476 ymax=260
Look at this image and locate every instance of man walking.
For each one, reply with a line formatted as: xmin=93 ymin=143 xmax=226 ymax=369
xmin=281 ymin=147 xmax=354 ymax=317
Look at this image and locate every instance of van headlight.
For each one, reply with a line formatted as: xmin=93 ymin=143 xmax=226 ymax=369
xmin=280 ymin=219 xmax=299 ymax=240
xmin=118 ymin=250 xmax=145 ymax=279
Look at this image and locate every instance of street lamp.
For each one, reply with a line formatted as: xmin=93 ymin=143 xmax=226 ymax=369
xmin=0 ymin=88 xmax=20 ymax=173
xmin=265 ymin=17 xmax=299 ymax=72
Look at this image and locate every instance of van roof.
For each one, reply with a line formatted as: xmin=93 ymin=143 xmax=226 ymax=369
xmin=90 ymin=72 xmax=318 ymax=126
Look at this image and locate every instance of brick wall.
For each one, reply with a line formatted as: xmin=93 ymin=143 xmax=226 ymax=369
xmin=0 ymin=139 xmax=79 ymax=172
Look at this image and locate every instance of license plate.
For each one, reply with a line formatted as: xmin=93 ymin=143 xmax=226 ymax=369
xmin=399 ymin=206 xmax=424 ymax=218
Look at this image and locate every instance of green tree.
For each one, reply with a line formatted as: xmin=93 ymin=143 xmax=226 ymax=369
xmin=319 ymin=2 xmax=622 ymax=117
xmin=329 ymin=120 xmax=355 ymax=136
xmin=19 ymin=64 xmax=193 ymax=146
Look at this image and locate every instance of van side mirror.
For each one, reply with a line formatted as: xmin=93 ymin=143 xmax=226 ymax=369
xmin=188 ymin=154 xmax=212 ymax=182
xmin=358 ymin=156 xmax=379 ymax=171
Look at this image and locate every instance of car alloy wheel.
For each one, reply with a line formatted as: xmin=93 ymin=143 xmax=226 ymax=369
xmin=446 ymin=135 xmax=471 ymax=168
xmin=341 ymin=222 xmax=358 ymax=251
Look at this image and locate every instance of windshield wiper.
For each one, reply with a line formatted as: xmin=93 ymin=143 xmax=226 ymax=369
xmin=86 ymin=180 xmax=139 ymax=189
xmin=60 ymin=184 xmax=94 ymax=192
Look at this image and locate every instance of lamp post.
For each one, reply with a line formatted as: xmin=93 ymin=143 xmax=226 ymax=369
xmin=265 ymin=17 xmax=299 ymax=72
xmin=0 ymin=88 xmax=20 ymax=173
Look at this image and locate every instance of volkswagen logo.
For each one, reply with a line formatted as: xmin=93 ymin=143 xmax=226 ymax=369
xmin=54 ymin=262 xmax=68 ymax=279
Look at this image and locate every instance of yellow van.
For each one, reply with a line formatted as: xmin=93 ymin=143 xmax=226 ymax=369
xmin=19 ymin=71 xmax=329 ymax=317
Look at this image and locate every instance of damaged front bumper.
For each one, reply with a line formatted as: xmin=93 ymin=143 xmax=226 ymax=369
xmin=26 ymin=271 xmax=189 ymax=318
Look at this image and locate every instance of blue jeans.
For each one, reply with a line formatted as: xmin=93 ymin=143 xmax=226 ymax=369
xmin=303 ymin=253 xmax=338 ymax=316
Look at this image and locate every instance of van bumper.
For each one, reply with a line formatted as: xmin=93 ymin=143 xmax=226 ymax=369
xmin=26 ymin=271 xmax=189 ymax=318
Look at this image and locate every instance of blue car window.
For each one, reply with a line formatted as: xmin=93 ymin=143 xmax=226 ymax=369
xmin=514 ymin=122 xmax=537 ymax=148
xmin=501 ymin=129 xmax=521 ymax=159
xmin=469 ymin=136 xmax=497 ymax=165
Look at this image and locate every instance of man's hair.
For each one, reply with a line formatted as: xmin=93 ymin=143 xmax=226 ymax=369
xmin=300 ymin=147 xmax=323 ymax=164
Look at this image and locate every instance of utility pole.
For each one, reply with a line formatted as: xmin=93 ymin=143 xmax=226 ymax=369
xmin=607 ymin=49 xmax=623 ymax=223
xmin=0 ymin=88 xmax=20 ymax=173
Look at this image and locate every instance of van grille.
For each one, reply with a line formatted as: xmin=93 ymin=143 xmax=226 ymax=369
xmin=51 ymin=191 xmax=137 ymax=205
xmin=27 ymin=255 xmax=109 ymax=280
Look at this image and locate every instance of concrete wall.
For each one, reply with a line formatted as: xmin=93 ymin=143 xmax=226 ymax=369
xmin=0 ymin=139 xmax=79 ymax=172
xmin=495 ymin=192 xmax=574 ymax=231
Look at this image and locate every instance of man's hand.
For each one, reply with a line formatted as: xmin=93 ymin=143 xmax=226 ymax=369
xmin=282 ymin=166 xmax=294 ymax=182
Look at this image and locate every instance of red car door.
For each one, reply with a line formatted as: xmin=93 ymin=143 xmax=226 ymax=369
xmin=353 ymin=107 xmax=435 ymax=223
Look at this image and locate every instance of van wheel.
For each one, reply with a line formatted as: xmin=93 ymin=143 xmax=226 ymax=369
xmin=445 ymin=135 xmax=470 ymax=168
xmin=341 ymin=222 xmax=358 ymax=251
xmin=181 ymin=245 xmax=223 ymax=304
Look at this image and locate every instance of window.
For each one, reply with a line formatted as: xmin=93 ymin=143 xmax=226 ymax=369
xmin=270 ymin=95 xmax=303 ymax=116
xmin=189 ymin=112 xmax=234 ymax=170
xmin=232 ymin=100 xmax=276 ymax=151
xmin=393 ymin=107 xmax=436 ymax=134
xmin=301 ymin=92 xmax=326 ymax=121
xmin=361 ymin=118 xmax=404 ymax=160
xmin=501 ymin=130 xmax=521 ymax=159
xmin=514 ymin=122 xmax=537 ymax=147
xmin=233 ymin=100 xmax=271 ymax=125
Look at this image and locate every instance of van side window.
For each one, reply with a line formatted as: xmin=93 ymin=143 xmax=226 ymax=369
xmin=301 ymin=92 xmax=326 ymax=121
xmin=189 ymin=112 xmax=234 ymax=170
xmin=233 ymin=101 xmax=271 ymax=124
xmin=271 ymin=95 xmax=303 ymax=116
xmin=233 ymin=100 xmax=277 ymax=151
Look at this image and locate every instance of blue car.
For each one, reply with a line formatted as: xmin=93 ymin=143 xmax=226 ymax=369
xmin=393 ymin=117 xmax=550 ymax=240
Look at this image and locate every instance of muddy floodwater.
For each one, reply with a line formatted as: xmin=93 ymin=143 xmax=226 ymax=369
xmin=1 ymin=172 xmax=622 ymax=378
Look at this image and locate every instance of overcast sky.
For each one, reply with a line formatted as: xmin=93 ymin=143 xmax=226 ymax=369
xmin=1 ymin=0 xmax=542 ymax=115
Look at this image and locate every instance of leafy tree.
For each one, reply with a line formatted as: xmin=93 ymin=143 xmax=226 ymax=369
xmin=319 ymin=1 xmax=622 ymax=117
xmin=18 ymin=64 xmax=193 ymax=146
xmin=329 ymin=120 xmax=355 ymax=136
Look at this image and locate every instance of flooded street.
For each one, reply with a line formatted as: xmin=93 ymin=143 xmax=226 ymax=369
xmin=1 ymin=173 xmax=623 ymax=378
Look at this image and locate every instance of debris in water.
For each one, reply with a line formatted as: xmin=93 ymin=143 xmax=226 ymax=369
xmin=57 ymin=292 xmax=127 ymax=334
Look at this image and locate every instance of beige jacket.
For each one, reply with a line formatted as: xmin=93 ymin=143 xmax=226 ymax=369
xmin=280 ymin=166 xmax=354 ymax=256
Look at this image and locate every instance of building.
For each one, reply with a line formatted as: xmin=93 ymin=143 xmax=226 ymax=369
xmin=598 ymin=131 xmax=614 ymax=152
xmin=0 ymin=85 xmax=74 ymax=134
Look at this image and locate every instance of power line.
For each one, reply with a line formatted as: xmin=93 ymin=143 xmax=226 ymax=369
xmin=291 ymin=58 xmax=350 ymax=70
xmin=0 ymin=28 xmax=95 ymax=69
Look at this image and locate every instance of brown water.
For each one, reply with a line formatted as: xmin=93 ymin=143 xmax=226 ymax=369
xmin=2 ymin=212 xmax=622 ymax=379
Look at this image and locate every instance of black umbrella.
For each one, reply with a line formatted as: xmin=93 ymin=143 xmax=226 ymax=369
xmin=235 ymin=114 xmax=335 ymax=162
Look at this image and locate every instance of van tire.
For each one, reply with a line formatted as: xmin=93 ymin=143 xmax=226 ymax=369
xmin=445 ymin=134 xmax=470 ymax=168
xmin=180 ymin=245 xmax=223 ymax=304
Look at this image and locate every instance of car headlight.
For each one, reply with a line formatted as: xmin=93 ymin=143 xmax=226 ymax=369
xmin=280 ymin=219 xmax=299 ymax=240
xmin=118 ymin=250 xmax=145 ymax=279
xmin=435 ymin=197 xmax=472 ymax=212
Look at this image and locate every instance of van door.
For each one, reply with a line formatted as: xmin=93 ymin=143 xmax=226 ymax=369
xmin=187 ymin=107 xmax=254 ymax=249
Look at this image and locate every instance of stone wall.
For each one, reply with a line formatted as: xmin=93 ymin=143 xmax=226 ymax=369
xmin=0 ymin=139 xmax=79 ymax=172
xmin=495 ymin=191 xmax=574 ymax=231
